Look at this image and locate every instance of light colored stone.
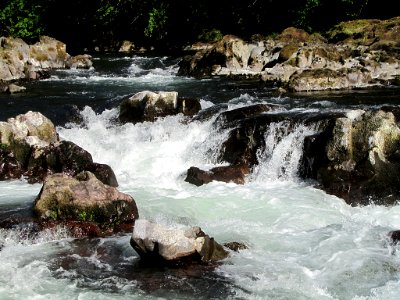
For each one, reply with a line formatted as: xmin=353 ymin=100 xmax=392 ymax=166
xmin=131 ymin=219 xmax=228 ymax=263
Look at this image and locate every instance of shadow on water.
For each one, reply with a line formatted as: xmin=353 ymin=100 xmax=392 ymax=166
xmin=49 ymin=236 xmax=246 ymax=299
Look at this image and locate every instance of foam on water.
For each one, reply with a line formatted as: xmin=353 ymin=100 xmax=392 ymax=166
xmin=55 ymin=104 xmax=400 ymax=299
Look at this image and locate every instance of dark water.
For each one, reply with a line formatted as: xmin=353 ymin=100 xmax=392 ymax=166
xmin=1 ymin=53 xmax=399 ymax=127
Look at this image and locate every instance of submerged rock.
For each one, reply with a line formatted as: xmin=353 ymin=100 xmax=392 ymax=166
xmin=388 ymin=230 xmax=400 ymax=246
xmin=34 ymin=171 xmax=138 ymax=236
xmin=130 ymin=219 xmax=228 ymax=265
xmin=223 ymin=241 xmax=248 ymax=252
xmin=3 ymin=83 xmax=26 ymax=94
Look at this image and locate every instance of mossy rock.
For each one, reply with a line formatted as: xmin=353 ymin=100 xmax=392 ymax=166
xmin=279 ymin=44 xmax=299 ymax=62
xmin=277 ymin=27 xmax=310 ymax=44
xmin=326 ymin=17 xmax=400 ymax=47
xmin=34 ymin=172 xmax=138 ymax=229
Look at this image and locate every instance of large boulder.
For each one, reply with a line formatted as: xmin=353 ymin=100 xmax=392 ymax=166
xmin=0 ymin=111 xmax=117 ymax=186
xmin=0 ymin=37 xmax=30 ymax=81
xmin=119 ymin=90 xmax=201 ymax=124
xmin=34 ymin=171 xmax=138 ymax=235
xmin=326 ymin=17 xmax=400 ymax=50
xmin=287 ymin=68 xmax=372 ymax=92
xmin=65 ymin=54 xmax=93 ymax=69
xmin=178 ymin=35 xmax=258 ymax=78
xmin=301 ymin=109 xmax=400 ymax=205
xmin=28 ymin=36 xmax=69 ymax=69
xmin=130 ymin=219 xmax=228 ymax=265
xmin=0 ymin=111 xmax=59 ymax=167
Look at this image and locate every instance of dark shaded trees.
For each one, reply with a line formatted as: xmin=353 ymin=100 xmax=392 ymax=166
xmin=1 ymin=0 xmax=398 ymax=53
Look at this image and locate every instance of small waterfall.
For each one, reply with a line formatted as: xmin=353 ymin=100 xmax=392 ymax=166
xmin=250 ymin=121 xmax=318 ymax=182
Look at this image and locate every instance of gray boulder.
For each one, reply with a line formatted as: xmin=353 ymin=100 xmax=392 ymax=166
xmin=130 ymin=219 xmax=228 ymax=265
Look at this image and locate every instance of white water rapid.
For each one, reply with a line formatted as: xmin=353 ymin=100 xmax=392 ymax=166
xmin=1 ymin=55 xmax=400 ymax=300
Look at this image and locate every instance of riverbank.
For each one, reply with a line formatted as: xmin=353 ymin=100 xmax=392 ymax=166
xmin=178 ymin=17 xmax=400 ymax=92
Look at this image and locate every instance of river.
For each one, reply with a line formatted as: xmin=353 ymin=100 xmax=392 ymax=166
xmin=1 ymin=53 xmax=400 ymax=300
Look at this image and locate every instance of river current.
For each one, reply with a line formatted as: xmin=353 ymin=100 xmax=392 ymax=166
xmin=1 ymin=54 xmax=400 ymax=300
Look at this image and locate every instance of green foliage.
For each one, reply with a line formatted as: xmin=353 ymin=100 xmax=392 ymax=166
xmin=293 ymin=0 xmax=371 ymax=32
xmin=198 ymin=29 xmax=224 ymax=42
xmin=144 ymin=4 xmax=168 ymax=38
xmin=294 ymin=0 xmax=322 ymax=32
xmin=0 ymin=0 xmax=396 ymax=52
xmin=0 ymin=0 xmax=44 ymax=40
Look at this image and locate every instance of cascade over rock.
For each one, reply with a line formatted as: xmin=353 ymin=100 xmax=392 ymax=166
xmin=187 ymin=103 xmax=400 ymax=206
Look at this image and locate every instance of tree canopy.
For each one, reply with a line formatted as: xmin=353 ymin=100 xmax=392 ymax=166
xmin=0 ymin=0 xmax=397 ymax=53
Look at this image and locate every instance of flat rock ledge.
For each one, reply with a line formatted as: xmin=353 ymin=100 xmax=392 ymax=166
xmin=34 ymin=171 xmax=138 ymax=237
xmin=130 ymin=219 xmax=228 ymax=266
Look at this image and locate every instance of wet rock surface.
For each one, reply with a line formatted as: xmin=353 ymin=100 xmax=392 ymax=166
xmin=186 ymin=102 xmax=400 ymax=206
xmin=49 ymin=236 xmax=239 ymax=299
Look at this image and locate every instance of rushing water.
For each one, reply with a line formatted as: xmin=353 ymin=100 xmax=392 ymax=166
xmin=1 ymin=54 xmax=400 ymax=300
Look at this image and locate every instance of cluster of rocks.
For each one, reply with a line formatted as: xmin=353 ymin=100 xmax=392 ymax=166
xmin=187 ymin=104 xmax=400 ymax=207
xmin=0 ymin=109 xmax=238 ymax=266
xmin=117 ymin=90 xmax=400 ymax=207
xmin=0 ymin=36 xmax=92 ymax=93
xmin=178 ymin=17 xmax=400 ymax=92
xmin=0 ymin=111 xmax=135 ymax=235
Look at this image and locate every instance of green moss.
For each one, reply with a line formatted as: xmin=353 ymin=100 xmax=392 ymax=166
xmin=78 ymin=210 xmax=95 ymax=222
xmin=198 ymin=29 xmax=224 ymax=42
xmin=279 ymin=44 xmax=299 ymax=62
xmin=0 ymin=143 xmax=9 ymax=151
xmin=326 ymin=19 xmax=380 ymax=42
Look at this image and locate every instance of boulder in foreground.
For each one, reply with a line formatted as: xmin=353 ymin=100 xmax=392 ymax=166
xmin=34 ymin=171 xmax=138 ymax=236
xmin=130 ymin=219 xmax=228 ymax=265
